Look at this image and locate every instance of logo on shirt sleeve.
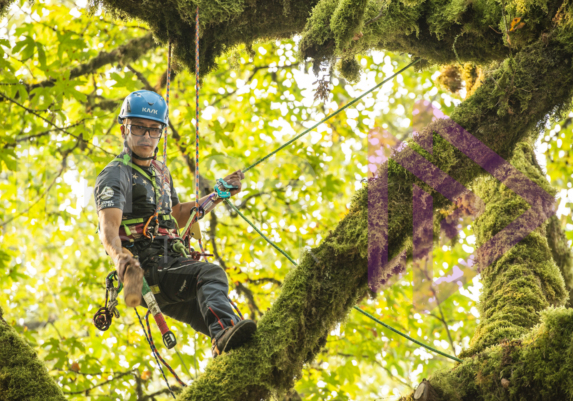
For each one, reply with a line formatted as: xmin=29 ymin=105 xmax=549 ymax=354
xmin=100 ymin=186 xmax=114 ymax=200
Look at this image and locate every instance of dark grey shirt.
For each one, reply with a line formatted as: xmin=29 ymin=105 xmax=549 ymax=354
xmin=94 ymin=153 xmax=179 ymax=220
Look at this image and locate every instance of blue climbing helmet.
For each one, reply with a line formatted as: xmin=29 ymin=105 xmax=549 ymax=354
xmin=117 ymin=90 xmax=169 ymax=126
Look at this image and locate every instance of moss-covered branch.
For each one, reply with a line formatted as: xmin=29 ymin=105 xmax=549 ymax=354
xmin=369 ymin=37 xmax=573 ymax=288
xmin=401 ymin=307 xmax=573 ymax=401
xmin=28 ymin=33 xmax=157 ymax=92
xmin=94 ymin=0 xmax=573 ymax=74
xmin=459 ymin=143 xmax=567 ymax=358
xmin=0 ymin=306 xmax=65 ymax=401
xmin=168 ymin=37 xmax=573 ymax=400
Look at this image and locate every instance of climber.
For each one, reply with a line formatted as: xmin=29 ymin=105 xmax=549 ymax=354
xmin=93 ymin=90 xmax=256 ymax=358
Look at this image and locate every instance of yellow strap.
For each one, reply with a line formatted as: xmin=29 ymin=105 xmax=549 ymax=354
xmin=189 ymin=221 xmax=202 ymax=241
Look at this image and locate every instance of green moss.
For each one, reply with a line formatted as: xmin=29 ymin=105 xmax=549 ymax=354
xmin=546 ymin=215 xmax=573 ymax=307
xmin=436 ymin=65 xmax=463 ymax=93
xmin=460 ymin=143 xmax=567 ymax=357
xmin=330 ymin=0 xmax=368 ymax=52
xmin=402 ymin=307 xmax=573 ymax=401
xmin=177 ymin=189 xmax=370 ymax=400
xmin=299 ymin=0 xmax=339 ymax=61
xmin=0 ymin=306 xmax=66 ymax=401
xmin=93 ymin=0 xmax=573 ymax=73
xmin=337 ymin=57 xmax=361 ymax=82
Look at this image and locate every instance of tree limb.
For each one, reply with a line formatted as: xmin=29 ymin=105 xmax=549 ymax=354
xmin=28 ymin=33 xmax=157 ymax=92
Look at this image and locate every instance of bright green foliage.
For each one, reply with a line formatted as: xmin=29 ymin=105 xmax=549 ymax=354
xmin=0 ymin=306 xmax=66 ymax=401
xmin=1 ymin=1 xmax=485 ymax=399
xmin=2 ymin=0 xmax=573 ymax=399
xmin=461 ymin=143 xmax=567 ymax=357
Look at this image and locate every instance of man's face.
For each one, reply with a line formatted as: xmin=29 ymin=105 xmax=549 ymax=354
xmin=121 ymin=117 xmax=163 ymax=159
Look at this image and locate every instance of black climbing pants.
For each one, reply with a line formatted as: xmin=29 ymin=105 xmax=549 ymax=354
xmin=139 ymin=255 xmax=241 ymax=339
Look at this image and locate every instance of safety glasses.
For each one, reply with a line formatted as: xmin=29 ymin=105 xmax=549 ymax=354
xmin=127 ymin=124 xmax=164 ymax=138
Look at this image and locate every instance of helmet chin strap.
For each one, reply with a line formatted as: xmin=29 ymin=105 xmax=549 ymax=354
xmin=124 ymin=139 xmax=158 ymax=161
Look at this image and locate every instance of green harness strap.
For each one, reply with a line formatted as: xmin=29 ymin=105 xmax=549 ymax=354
xmin=104 ymin=155 xmax=180 ymax=239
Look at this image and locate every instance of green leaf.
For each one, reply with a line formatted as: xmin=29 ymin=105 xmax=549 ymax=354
xmin=36 ymin=42 xmax=47 ymax=70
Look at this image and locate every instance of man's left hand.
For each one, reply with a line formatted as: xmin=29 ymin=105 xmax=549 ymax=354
xmin=222 ymin=170 xmax=244 ymax=197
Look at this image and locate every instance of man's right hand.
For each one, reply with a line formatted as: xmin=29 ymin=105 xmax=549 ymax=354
xmin=116 ymin=253 xmax=142 ymax=283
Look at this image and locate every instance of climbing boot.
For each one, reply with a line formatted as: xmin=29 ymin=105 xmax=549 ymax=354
xmin=211 ymin=319 xmax=257 ymax=358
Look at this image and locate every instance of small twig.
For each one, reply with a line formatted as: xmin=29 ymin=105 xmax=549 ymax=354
xmin=3 ymin=120 xmax=88 ymax=148
xmin=61 ymin=369 xmax=138 ymax=394
xmin=364 ymin=7 xmax=385 ymax=26
xmin=500 ymin=0 xmax=513 ymax=56
xmin=0 ymin=141 xmax=78 ymax=227
xmin=0 ymin=91 xmax=111 ymax=154
xmin=452 ymin=34 xmax=464 ymax=66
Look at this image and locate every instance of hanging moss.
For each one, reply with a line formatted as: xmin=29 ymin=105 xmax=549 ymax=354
xmin=337 ymin=57 xmax=361 ymax=82
xmin=330 ymin=0 xmax=368 ymax=52
xmin=299 ymin=0 xmax=339 ymax=61
xmin=401 ymin=307 xmax=573 ymax=401
xmin=459 ymin=143 xmax=567 ymax=358
xmin=0 ymin=306 xmax=66 ymax=401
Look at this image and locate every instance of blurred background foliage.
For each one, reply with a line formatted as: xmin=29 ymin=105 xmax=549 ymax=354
xmin=1 ymin=0 xmax=571 ymax=400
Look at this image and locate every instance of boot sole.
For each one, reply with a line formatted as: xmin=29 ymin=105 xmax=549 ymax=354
xmin=221 ymin=320 xmax=257 ymax=354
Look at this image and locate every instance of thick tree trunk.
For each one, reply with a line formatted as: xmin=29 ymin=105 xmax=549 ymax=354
xmin=0 ymin=306 xmax=65 ymax=401
xmin=459 ymin=143 xmax=567 ymax=358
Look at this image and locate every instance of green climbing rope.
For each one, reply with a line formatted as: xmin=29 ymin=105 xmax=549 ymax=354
xmin=224 ymin=199 xmax=462 ymax=363
xmin=242 ymin=59 xmax=420 ymax=174
xmin=225 ymin=199 xmax=298 ymax=266
xmin=353 ymin=307 xmax=462 ymax=363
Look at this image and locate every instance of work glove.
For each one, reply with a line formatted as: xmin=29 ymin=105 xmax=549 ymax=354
xmin=221 ymin=170 xmax=244 ymax=197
